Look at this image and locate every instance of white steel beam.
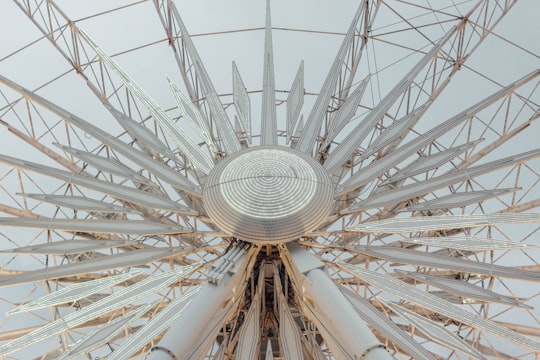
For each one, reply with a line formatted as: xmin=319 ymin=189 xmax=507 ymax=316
xmin=285 ymin=243 xmax=392 ymax=360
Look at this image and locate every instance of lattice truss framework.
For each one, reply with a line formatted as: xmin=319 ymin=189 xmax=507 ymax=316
xmin=0 ymin=0 xmax=539 ymax=359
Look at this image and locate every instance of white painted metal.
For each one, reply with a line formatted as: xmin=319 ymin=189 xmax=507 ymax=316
xmin=286 ymin=61 xmax=304 ymax=144
xmin=0 ymin=247 xmax=197 ymax=288
xmin=340 ymin=286 xmax=436 ymax=360
xmin=78 ymin=31 xmax=216 ymax=174
xmin=346 ymin=245 xmax=540 ymax=281
xmin=107 ymin=286 xmax=201 ymax=360
xmin=7 ymin=272 xmax=138 ymax=314
xmin=147 ymin=246 xmax=252 ymax=359
xmin=261 ymin=0 xmax=277 ymax=146
xmin=381 ymin=299 xmax=488 ymax=360
xmin=58 ymin=303 xmax=155 ymax=360
xmin=0 ymin=74 xmax=202 ymax=196
xmin=203 ymin=147 xmax=334 ymax=243
xmin=0 ymin=154 xmax=197 ymax=214
xmin=233 ymin=62 xmax=252 ymax=143
xmin=323 ymin=28 xmax=456 ymax=173
xmin=396 ymin=270 xmax=532 ymax=309
xmin=287 ymin=244 xmax=392 ymax=360
xmin=0 ymin=217 xmax=190 ymax=236
xmin=0 ymin=264 xmax=201 ymax=357
xmin=346 ymin=212 xmax=540 ymax=233
xmin=18 ymin=194 xmax=141 ymax=214
xmin=0 ymin=239 xmax=137 ymax=255
xmin=295 ymin=4 xmax=365 ymax=154
xmin=339 ymin=263 xmax=540 ymax=353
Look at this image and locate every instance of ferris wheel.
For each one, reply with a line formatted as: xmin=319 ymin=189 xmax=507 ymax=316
xmin=0 ymin=1 xmax=539 ymax=359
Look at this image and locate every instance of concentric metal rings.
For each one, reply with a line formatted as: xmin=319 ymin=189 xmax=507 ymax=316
xmin=203 ymin=146 xmax=334 ymax=244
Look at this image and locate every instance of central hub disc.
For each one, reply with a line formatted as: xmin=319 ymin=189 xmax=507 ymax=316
xmin=203 ymin=146 xmax=334 ymax=244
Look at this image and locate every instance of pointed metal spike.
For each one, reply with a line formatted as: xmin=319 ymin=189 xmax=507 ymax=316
xmin=0 ymin=239 xmax=137 ymax=255
xmin=59 ymin=303 xmax=154 ymax=360
xmin=168 ymin=78 xmax=217 ymax=154
xmin=106 ymin=286 xmax=201 ymax=360
xmin=0 ymin=154 xmax=198 ymax=215
xmin=53 ymin=143 xmax=152 ymax=185
xmin=381 ymin=300 xmax=488 ymax=360
xmin=233 ymin=62 xmax=252 ymax=144
xmin=402 ymin=235 xmax=539 ymax=251
xmin=359 ymin=101 xmax=429 ymax=161
xmin=339 ymin=286 xmax=437 ymax=360
xmin=396 ymin=270 xmax=533 ymax=309
xmin=18 ymin=193 xmax=140 ymax=214
xmin=346 ymin=213 xmax=540 ymax=233
xmin=0 ymin=73 xmax=202 ymax=197
xmin=338 ymin=263 xmax=540 ymax=353
xmin=295 ymin=4 xmax=365 ymax=154
xmin=261 ymin=0 xmax=277 ymax=145
xmin=324 ymin=28 xmax=457 ymax=173
xmin=335 ymin=140 xmax=478 ymax=197
xmin=0 ymin=217 xmax=191 ymax=237
xmin=334 ymin=69 xmax=540 ymax=195
xmin=0 ymin=263 xmax=201 ymax=357
xmin=399 ymin=188 xmax=520 ymax=212
xmin=342 ymin=149 xmax=540 ymax=212
xmin=286 ymin=61 xmax=304 ymax=144
xmin=169 ymin=5 xmax=241 ymax=155
xmin=324 ymin=75 xmax=370 ymax=148
xmin=7 ymin=272 xmax=139 ymax=315
xmin=78 ymin=30 xmax=215 ymax=174
xmin=381 ymin=140 xmax=483 ymax=186
xmin=345 ymin=245 xmax=540 ymax=282
xmin=105 ymin=105 xmax=179 ymax=161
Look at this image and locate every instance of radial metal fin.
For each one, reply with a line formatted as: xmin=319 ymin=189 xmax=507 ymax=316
xmin=401 ymin=235 xmax=538 ymax=251
xmin=335 ymin=70 xmax=540 ymax=197
xmin=323 ymin=76 xmax=370 ymax=148
xmin=105 ymin=105 xmax=179 ymax=161
xmin=169 ymin=5 xmax=241 ymax=155
xmin=18 ymin=193 xmax=140 ymax=214
xmin=338 ymin=263 xmax=540 ymax=353
xmin=58 ymin=303 xmax=154 ymax=360
xmin=346 ymin=212 xmax=540 ymax=233
xmin=0 ymin=74 xmax=202 ymax=197
xmin=275 ymin=268 xmax=306 ymax=359
xmin=339 ymin=285 xmax=436 ymax=360
xmin=0 ymin=239 xmax=137 ymax=255
xmin=0 ymin=154 xmax=197 ymax=214
xmin=54 ymin=143 xmax=152 ymax=185
xmin=343 ymin=149 xmax=540 ymax=212
xmin=0 ymin=246 xmax=197 ymax=288
xmin=235 ymin=270 xmax=263 ymax=359
xmin=0 ymin=263 xmax=201 ymax=357
xmin=399 ymin=188 xmax=520 ymax=212
xmin=106 ymin=286 xmax=201 ymax=360
xmin=396 ymin=270 xmax=533 ymax=309
xmin=233 ymin=62 xmax=252 ymax=144
xmin=7 ymin=272 xmax=139 ymax=315
xmin=78 ymin=31 xmax=215 ymax=174
xmin=345 ymin=245 xmax=540 ymax=282
xmin=286 ymin=61 xmax=304 ymax=144
xmin=168 ymin=78 xmax=217 ymax=154
xmin=381 ymin=299 xmax=488 ymax=360
xmin=0 ymin=217 xmax=190 ymax=236
xmin=324 ymin=28 xmax=456 ymax=173
xmin=358 ymin=102 xmax=429 ymax=161
xmin=261 ymin=0 xmax=277 ymax=145
xmin=294 ymin=4 xmax=365 ymax=154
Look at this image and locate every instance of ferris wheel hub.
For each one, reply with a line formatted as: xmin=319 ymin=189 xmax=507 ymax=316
xmin=203 ymin=146 xmax=334 ymax=244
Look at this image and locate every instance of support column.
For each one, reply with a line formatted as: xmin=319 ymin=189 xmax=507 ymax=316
xmin=286 ymin=243 xmax=393 ymax=360
xmin=147 ymin=244 xmax=252 ymax=359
